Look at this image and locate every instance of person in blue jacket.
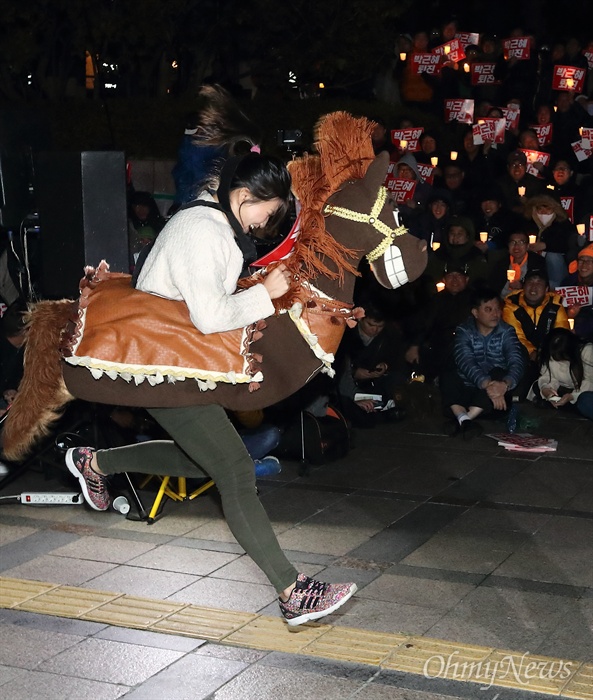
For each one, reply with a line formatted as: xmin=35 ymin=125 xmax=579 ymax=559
xmin=440 ymin=286 xmax=525 ymax=438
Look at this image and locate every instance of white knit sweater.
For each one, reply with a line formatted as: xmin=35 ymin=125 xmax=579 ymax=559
xmin=537 ymin=343 xmax=593 ymax=402
xmin=136 ymin=194 xmax=274 ymax=334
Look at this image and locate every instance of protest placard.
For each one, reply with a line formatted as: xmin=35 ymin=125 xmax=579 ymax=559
xmin=555 ymin=286 xmax=593 ymax=307
xmin=519 ymin=148 xmax=550 ymax=177
xmin=390 ymin=127 xmax=424 ymax=152
xmin=470 ymin=62 xmax=499 ymax=85
xmin=411 ymin=52 xmax=442 ymax=75
xmin=580 ymin=127 xmax=593 ymax=150
xmin=456 ymin=32 xmax=480 ymax=49
xmin=472 ymin=118 xmax=506 ymax=144
xmin=503 ymin=36 xmax=530 ymax=60
xmin=416 ymin=163 xmax=435 ymax=185
xmin=552 ymin=65 xmax=586 ymax=93
xmin=529 ymin=123 xmax=553 ymax=148
xmin=384 ymin=177 xmax=417 ymax=203
xmin=501 ymin=106 xmax=521 ymax=131
xmin=433 ymin=38 xmax=465 ymax=63
xmin=572 ymin=140 xmax=593 ymax=162
xmin=444 ymin=98 xmax=474 ymax=124
xmin=560 ymin=196 xmax=575 ymax=223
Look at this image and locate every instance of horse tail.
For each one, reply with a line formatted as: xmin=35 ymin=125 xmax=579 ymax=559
xmin=2 ymin=300 xmax=76 ymax=462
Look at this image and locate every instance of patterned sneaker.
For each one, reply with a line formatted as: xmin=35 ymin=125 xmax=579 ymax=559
xmin=65 ymin=447 xmax=111 ymax=511
xmin=279 ymin=573 xmax=357 ymax=627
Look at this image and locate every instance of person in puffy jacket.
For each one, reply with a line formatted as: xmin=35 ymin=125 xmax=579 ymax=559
xmin=440 ymin=286 xmax=525 ymax=439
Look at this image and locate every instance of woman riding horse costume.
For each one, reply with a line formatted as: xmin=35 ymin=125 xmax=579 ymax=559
xmin=1 ymin=111 xmax=426 ymax=627
xmin=3 ymin=111 xmax=426 ymax=459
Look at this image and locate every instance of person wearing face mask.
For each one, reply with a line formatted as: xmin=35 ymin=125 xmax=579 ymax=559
xmin=523 ymin=194 xmax=579 ymax=288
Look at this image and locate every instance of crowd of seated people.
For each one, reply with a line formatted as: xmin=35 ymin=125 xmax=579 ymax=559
xmin=340 ymin=25 xmax=593 ymax=431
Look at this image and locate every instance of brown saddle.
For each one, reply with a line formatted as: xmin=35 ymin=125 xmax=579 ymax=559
xmin=62 ymin=274 xmax=263 ymax=389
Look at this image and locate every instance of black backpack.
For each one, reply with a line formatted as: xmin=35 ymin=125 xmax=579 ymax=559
xmin=277 ymin=406 xmax=350 ymax=468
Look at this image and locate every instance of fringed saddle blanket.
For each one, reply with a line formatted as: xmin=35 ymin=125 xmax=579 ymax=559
xmin=62 ymin=273 xmax=265 ymax=390
xmin=61 ymin=266 xmax=359 ymax=391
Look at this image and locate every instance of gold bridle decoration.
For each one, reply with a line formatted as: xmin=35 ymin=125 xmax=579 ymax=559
xmin=323 ymin=186 xmax=408 ymax=263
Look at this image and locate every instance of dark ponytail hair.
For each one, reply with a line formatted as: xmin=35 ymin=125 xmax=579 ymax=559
xmin=539 ymin=328 xmax=585 ymax=388
xmin=193 ymin=84 xmax=262 ymax=155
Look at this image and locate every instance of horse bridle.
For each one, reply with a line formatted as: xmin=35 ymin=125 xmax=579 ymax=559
xmin=323 ymin=185 xmax=407 ymax=263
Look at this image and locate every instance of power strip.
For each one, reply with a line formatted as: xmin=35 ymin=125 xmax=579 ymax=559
xmin=19 ymin=492 xmax=84 ymax=505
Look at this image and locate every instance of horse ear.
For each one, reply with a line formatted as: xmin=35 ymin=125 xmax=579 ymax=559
xmin=362 ymin=151 xmax=390 ymax=192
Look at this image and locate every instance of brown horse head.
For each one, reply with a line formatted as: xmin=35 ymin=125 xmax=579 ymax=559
xmin=280 ymin=112 xmax=427 ymax=307
xmin=320 ymin=151 xmax=427 ymax=302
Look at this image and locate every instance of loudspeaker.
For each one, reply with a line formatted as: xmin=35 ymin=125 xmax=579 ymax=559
xmin=35 ymin=151 xmax=129 ymax=299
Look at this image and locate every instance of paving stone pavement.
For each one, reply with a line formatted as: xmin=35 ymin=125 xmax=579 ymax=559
xmin=0 ymin=400 xmax=591 ymax=699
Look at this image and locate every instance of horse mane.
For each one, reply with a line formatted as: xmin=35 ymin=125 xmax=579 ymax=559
xmin=239 ymin=112 xmax=377 ymax=308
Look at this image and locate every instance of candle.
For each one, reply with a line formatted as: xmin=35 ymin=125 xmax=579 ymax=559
xmin=529 ymin=234 xmax=537 ymax=244
xmin=507 ymin=269 xmax=516 ymax=282
xmin=518 ymin=186 xmax=526 ymax=197
xmin=566 ymin=78 xmax=574 ymax=89
xmin=479 ymin=232 xmax=488 ymax=243
xmin=432 ymin=242 xmax=441 ymax=251
xmin=450 ymin=150 xmax=458 ymax=160
xmin=444 ymin=45 xmax=451 ymax=55
xmin=579 ymin=127 xmax=584 ymax=136
xmin=568 ymin=318 xmax=575 ymax=330
xmin=400 ymin=52 xmax=407 ymax=61
xmin=577 ymin=224 xmax=586 ymax=235
xmin=400 ymin=140 xmax=408 ymax=150
xmin=436 ymin=282 xmax=445 ymax=292
xmin=463 ymin=63 xmax=470 ymax=73
xmin=431 ymin=156 xmax=438 ymax=167
xmin=553 ymin=105 xmax=558 ymax=112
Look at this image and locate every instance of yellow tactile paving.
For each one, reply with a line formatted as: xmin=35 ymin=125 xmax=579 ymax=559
xmin=383 ymin=635 xmax=494 ymax=675
xmin=481 ymin=650 xmax=581 ymax=695
xmin=224 ymin=615 xmax=330 ymax=653
xmin=564 ymin=664 xmax=593 ymax=700
xmin=0 ymin=577 xmax=58 ymax=608
xmin=153 ymin=605 xmax=257 ymax=640
xmin=16 ymin=585 xmax=121 ymax=618
xmin=303 ymin=627 xmax=409 ymax=665
xmin=1 ymin=577 xmax=591 ymax=699
xmin=81 ymin=595 xmax=186 ymax=628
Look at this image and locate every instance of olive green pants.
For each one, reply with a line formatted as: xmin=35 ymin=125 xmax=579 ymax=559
xmin=97 ymin=404 xmax=298 ymax=593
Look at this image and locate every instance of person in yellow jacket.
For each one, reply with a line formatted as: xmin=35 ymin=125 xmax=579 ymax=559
xmin=503 ymin=267 xmax=570 ymax=396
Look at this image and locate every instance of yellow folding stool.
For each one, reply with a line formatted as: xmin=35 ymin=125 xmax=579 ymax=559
xmin=139 ymin=475 xmax=215 ymax=524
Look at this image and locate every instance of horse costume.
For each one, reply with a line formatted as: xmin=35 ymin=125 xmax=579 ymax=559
xmin=2 ymin=112 xmax=427 ymax=461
